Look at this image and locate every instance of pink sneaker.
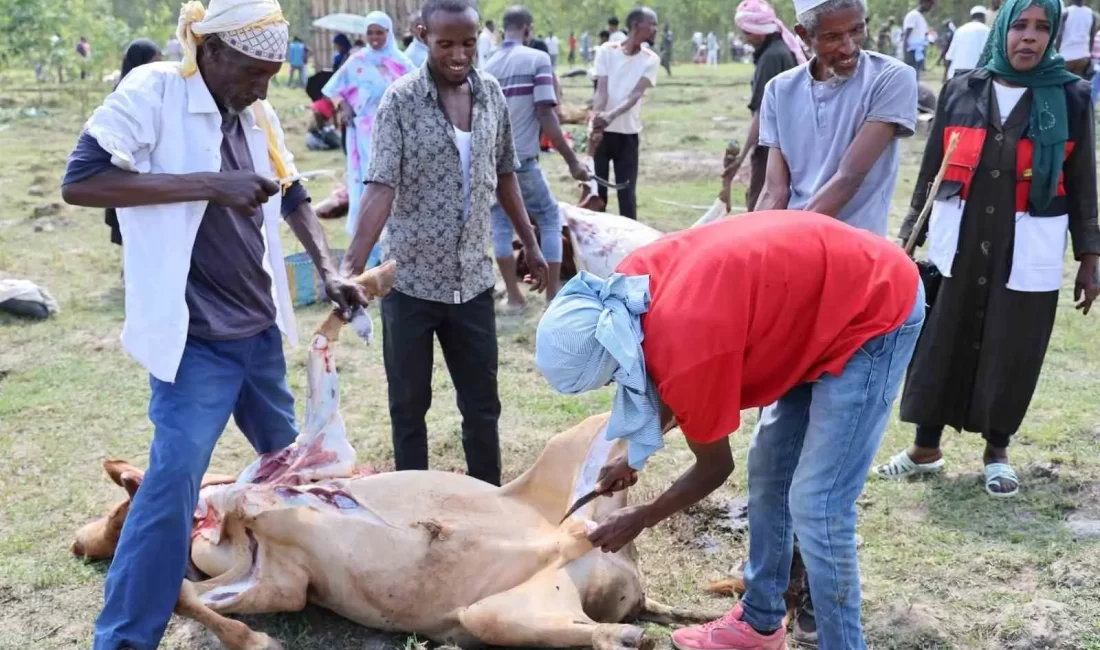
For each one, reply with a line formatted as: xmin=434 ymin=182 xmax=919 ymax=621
xmin=671 ymin=604 xmax=787 ymax=650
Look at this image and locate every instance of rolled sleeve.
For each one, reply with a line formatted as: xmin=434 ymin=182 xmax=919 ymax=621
xmin=866 ymin=63 xmax=918 ymax=138
xmin=83 ymin=65 xmax=164 ymax=173
xmin=62 ymin=132 xmax=116 ymax=185
xmin=758 ymin=80 xmax=780 ymax=148
xmin=364 ymin=89 xmax=404 ymax=188
xmin=280 ymin=181 xmax=311 ymax=218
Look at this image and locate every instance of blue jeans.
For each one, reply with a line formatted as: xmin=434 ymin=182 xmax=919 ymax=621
xmin=741 ymin=281 xmax=925 ymax=650
xmin=490 ymin=158 xmax=563 ymax=263
xmin=93 ymin=326 xmax=298 ymax=650
xmin=1091 ymin=65 xmax=1100 ymax=105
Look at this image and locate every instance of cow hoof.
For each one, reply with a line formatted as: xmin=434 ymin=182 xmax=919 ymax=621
xmin=246 ymin=632 xmax=283 ymax=650
xmin=594 ymin=624 xmax=653 ymax=650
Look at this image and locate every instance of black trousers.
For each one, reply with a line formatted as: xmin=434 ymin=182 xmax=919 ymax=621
xmin=381 ymin=288 xmax=502 ymax=485
xmin=594 ymin=131 xmax=640 ymax=220
xmin=746 ymin=145 xmax=769 ymax=212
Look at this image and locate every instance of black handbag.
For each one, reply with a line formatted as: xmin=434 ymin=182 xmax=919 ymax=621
xmin=905 ymin=132 xmax=961 ymax=310
xmin=915 ymin=260 xmax=942 ymax=308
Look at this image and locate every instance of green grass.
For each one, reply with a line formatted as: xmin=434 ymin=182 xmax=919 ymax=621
xmin=1 ymin=61 xmax=1099 ymax=650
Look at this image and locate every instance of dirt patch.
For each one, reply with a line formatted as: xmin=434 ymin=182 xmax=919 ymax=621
xmin=864 ymin=603 xmax=951 ymax=650
xmin=30 ymin=202 xmax=63 ymax=219
xmin=665 ymin=496 xmax=749 ymax=558
xmin=1046 ymin=558 xmax=1099 ymax=589
xmin=996 ymin=599 xmax=1076 ymax=650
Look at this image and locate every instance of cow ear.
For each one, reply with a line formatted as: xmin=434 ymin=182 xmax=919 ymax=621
xmin=103 ymin=459 xmax=144 ymax=493
xmin=118 ymin=471 xmax=142 ymax=499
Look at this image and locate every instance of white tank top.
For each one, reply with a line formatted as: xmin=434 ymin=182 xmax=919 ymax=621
xmin=455 ymin=126 xmax=472 ymax=220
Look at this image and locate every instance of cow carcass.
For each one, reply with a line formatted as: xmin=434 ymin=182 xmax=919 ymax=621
xmin=72 ymin=261 xmax=716 ymax=650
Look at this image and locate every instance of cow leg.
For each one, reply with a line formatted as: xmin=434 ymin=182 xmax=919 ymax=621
xmin=174 ymin=580 xmax=283 ymax=650
xmin=637 ymin=598 xmax=727 ymax=626
xmin=458 ymin=569 xmax=652 ymax=650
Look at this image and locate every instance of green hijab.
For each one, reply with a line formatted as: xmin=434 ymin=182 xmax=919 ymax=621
xmin=977 ymin=0 xmax=1079 ymax=210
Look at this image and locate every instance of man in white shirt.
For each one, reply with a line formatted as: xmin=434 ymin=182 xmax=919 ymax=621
xmin=1059 ymin=0 xmax=1097 ymax=76
xmin=58 ymin=1 xmax=366 ymax=648
xmin=903 ymin=0 xmax=934 ymax=78
xmin=546 ymin=31 xmax=561 ymax=67
xmin=945 ymin=6 xmax=990 ymax=79
xmin=478 ymin=19 xmax=497 ymax=68
xmin=592 ymin=6 xmax=660 ymax=221
xmin=609 ymin=16 xmax=628 ymax=44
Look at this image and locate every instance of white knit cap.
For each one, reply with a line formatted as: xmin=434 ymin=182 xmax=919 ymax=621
xmin=178 ymin=0 xmax=289 ymax=77
xmin=793 ymin=0 xmax=832 ymax=16
xmin=969 ymin=5 xmax=988 ymax=15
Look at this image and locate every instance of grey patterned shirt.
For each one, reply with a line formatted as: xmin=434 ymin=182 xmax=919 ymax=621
xmin=366 ymin=65 xmax=520 ymax=304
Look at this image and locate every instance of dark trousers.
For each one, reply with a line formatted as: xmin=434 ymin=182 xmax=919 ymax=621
xmin=746 ymin=145 xmax=769 ymax=212
xmin=381 ymin=288 xmax=502 ymax=485
xmin=594 ymin=131 xmax=640 ymax=220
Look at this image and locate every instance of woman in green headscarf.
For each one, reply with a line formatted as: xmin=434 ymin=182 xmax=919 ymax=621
xmin=879 ymin=0 xmax=1100 ymax=497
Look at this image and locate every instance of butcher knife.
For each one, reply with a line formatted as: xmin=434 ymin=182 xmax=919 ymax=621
xmin=592 ymin=175 xmax=631 ymax=191
xmin=559 ymin=487 xmax=611 ymax=524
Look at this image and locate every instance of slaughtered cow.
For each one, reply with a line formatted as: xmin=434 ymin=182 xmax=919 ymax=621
xmin=71 ymin=262 xmax=717 ymax=650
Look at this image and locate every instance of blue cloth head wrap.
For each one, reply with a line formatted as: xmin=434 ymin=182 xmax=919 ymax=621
xmin=535 ymin=271 xmax=664 ymax=470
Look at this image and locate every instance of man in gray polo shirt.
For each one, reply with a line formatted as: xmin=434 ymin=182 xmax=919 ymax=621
xmin=485 ymin=5 xmax=589 ymax=310
xmin=756 ymin=0 xmax=917 ymax=237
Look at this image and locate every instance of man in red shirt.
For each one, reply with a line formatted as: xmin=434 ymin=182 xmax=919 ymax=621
xmin=535 ymin=211 xmax=924 ymax=650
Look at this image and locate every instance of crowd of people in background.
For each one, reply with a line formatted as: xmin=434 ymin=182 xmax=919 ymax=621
xmin=62 ymin=0 xmax=1100 ymax=648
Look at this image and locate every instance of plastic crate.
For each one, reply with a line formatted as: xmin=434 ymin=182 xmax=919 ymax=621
xmin=284 ymin=249 xmax=345 ymax=307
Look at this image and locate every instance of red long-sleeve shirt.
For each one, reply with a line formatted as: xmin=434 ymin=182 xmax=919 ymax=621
xmin=616 ymin=211 xmax=919 ymax=444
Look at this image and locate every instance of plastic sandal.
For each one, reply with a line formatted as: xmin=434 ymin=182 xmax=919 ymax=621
xmin=984 ymin=462 xmax=1020 ymax=498
xmin=874 ymin=450 xmax=945 ymax=480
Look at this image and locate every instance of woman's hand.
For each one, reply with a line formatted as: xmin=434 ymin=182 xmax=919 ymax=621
xmin=1075 ymin=255 xmax=1100 ymax=315
xmin=594 ymin=451 xmax=639 ymax=495
xmin=587 ymin=505 xmax=649 ymax=553
xmin=336 ymin=101 xmax=355 ymax=128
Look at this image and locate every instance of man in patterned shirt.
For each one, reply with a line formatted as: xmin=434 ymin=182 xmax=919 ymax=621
xmin=344 ymin=0 xmax=548 ymax=486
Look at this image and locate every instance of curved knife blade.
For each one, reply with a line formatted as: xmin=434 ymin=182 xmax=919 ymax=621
xmin=559 ymin=488 xmax=609 ymax=524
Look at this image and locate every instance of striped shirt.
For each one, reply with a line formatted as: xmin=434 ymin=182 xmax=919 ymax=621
xmin=484 ymin=40 xmax=557 ymax=160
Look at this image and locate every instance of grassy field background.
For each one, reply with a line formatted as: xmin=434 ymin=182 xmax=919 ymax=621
xmin=1 ymin=62 xmax=1099 ymax=650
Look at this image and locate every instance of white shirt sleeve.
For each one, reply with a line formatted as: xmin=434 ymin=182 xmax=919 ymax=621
xmin=83 ymin=65 xmax=165 ymax=173
xmin=758 ymin=80 xmax=780 ymax=148
xmin=903 ymin=11 xmax=918 ymax=33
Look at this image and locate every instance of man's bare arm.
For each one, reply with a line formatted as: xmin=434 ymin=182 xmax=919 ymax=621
xmin=284 ymin=199 xmax=340 ymax=280
xmin=804 ymin=121 xmax=897 ymax=217
xmin=728 ymin=110 xmax=761 ymax=178
xmin=63 ymin=167 xmax=280 ymax=216
xmin=593 ymin=76 xmax=610 ymax=113
xmin=754 ymin=147 xmax=792 ymax=211
xmin=536 ymin=104 xmax=587 ymax=177
xmin=63 ymin=168 xmax=220 ymax=208
xmin=497 ymin=172 xmax=548 ymax=291
xmin=638 ymin=437 xmax=735 ymax=529
xmin=600 ymin=78 xmax=652 ymax=125
xmin=343 ymin=182 xmax=395 ymax=276
xmin=497 ymin=173 xmax=539 ymax=249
